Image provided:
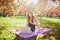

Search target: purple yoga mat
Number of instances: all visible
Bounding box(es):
[9,26,52,38]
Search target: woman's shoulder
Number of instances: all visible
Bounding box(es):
[33,15,37,19]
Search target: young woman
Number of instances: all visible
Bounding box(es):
[26,12,39,32]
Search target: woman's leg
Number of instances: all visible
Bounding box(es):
[31,26,35,32]
[28,23,35,32]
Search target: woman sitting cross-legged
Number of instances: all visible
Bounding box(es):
[26,12,40,34]
[9,11,52,38]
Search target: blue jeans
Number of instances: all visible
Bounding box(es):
[28,23,35,32]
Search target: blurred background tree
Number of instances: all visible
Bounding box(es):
[0,0,60,17]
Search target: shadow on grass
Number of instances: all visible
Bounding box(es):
[14,35,37,40]
[55,25,60,40]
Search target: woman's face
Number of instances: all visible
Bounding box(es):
[28,13,33,17]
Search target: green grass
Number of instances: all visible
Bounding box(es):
[0,16,60,40]
[38,17,60,40]
[0,16,26,40]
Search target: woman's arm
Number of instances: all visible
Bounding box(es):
[33,16,40,27]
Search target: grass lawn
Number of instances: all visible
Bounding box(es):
[0,16,26,40]
[0,16,60,40]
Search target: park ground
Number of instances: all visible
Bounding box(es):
[0,16,60,40]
